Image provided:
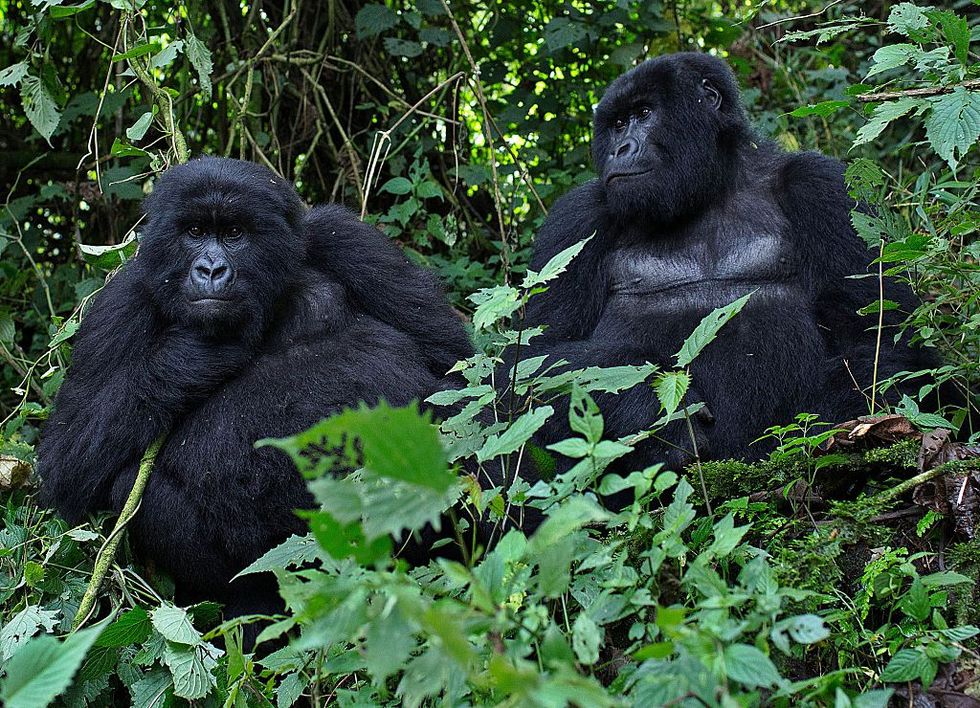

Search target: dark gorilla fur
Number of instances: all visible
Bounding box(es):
[517,53,938,501]
[39,157,473,625]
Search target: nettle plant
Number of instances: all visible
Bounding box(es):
[146,244,877,706]
[789,1,979,437]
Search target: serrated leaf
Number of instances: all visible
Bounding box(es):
[185,34,213,97]
[723,643,782,689]
[785,614,830,644]
[571,614,601,665]
[384,38,423,57]
[95,607,152,648]
[790,100,849,118]
[234,533,322,579]
[0,623,104,708]
[0,606,59,662]
[866,44,916,78]
[881,648,933,683]
[112,42,162,62]
[544,17,586,51]
[655,370,690,419]
[20,75,61,143]
[477,406,553,462]
[355,4,399,38]
[0,312,15,348]
[853,97,920,146]
[150,604,201,646]
[675,292,752,368]
[469,284,521,331]
[150,40,183,69]
[162,642,218,700]
[925,87,980,170]
[522,235,593,289]
[0,62,28,87]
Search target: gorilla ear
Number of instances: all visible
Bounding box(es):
[702,79,722,110]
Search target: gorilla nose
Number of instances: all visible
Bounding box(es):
[613,137,640,160]
[191,255,232,293]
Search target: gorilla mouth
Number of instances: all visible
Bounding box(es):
[189,296,234,304]
[606,167,655,184]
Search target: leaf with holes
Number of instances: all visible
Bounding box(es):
[925,87,980,170]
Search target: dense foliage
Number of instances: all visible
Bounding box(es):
[0,0,978,705]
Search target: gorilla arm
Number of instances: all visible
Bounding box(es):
[38,269,250,522]
[774,152,935,405]
[306,205,473,375]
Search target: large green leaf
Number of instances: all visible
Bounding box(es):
[925,87,980,169]
[20,74,61,143]
[0,623,105,708]
[674,292,752,368]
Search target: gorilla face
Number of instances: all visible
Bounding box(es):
[136,158,306,339]
[591,53,749,225]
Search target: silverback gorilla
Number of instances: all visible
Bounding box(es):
[39,157,472,626]
[519,53,936,484]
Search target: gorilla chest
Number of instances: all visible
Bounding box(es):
[606,226,800,316]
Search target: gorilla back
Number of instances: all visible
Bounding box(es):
[520,53,938,480]
[38,157,472,620]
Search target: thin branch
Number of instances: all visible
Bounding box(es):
[73,436,166,631]
[857,79,980,103]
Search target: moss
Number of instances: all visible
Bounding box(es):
[946,540,980,627]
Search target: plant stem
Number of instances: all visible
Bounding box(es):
[72,435,165,631]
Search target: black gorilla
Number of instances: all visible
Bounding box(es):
[39,157,472,621]
[518,53,935,483]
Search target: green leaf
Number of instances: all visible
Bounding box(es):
[126,111,154,141]
[384,38,423,57]
[544,17,586,51]
[0,623,105,708]
[0,62,28,87]
[571,614,601,665]
[929,10,970,64]
[723,643,782,689]
[0,312,15,348]
[477,405,553,462]
[866,44,917,78]
[887,3,929,37]
[234,533,322,578]
[522,235,593,289]
[151,40,184,70]
[355,4,399,38]
[95,607,152,648]
[925,87,980,170]
[469,284,521,331]
[112,42,162,62]
[162,642,219,700]
[674,292,752,368]
[150,604,201,646]
[129,669,173,708]
[185,34,213,98]
[881,648,933,683]
[655,370,690,419]
[49,321,79,348]
[78,233,138,269]
[853,97,920,146]
[939,625,980,642]
[303,509,392,564]
[0,607,59,662]
[264,401,455,491]
[789,100,849,118]
[48,1,96,18]
[381,176,413,195]
[20,75,61,143]
[784,614,830,644]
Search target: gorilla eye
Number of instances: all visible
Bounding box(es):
[187,225,203,238]
[614,118,627,132]
[638,107,652,119]
[225,227,244,242]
